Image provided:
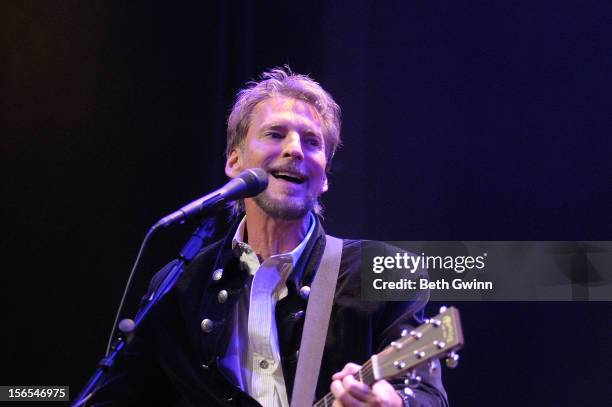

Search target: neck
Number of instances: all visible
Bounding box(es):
[243,201,310,261]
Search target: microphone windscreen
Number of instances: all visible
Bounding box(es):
[238,168,268,196]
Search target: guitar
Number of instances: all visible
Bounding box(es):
[313,306,464,406]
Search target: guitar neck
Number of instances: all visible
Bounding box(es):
[313,359,375,407]
[312,306,464,407]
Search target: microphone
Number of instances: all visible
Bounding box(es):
[154,168,268,229]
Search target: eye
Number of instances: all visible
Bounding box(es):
[266,131,283,139]
[304,134,322,147]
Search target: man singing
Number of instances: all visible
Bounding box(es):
[88,67,448,406]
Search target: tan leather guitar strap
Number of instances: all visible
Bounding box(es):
[291,235,343,407]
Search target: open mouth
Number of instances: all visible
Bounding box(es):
[270,170,306,184]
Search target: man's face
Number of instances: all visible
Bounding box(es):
[225,96,328,220]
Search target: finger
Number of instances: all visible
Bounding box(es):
[343,374,371,401]
[372,380,403,406]
[330,380,345,404]
[332,363,361,380]
[330,379,363,407]
[332,362,362,380]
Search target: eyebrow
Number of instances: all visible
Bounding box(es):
[262,123,322,138]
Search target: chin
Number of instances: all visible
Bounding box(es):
[254,193,315,220]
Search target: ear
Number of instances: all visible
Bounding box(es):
[225,148,243,178]
[321,175,329,193]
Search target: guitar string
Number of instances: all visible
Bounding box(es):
[315,321,449,406]
[315,355,448,406]
[315,360,374,407]
[315,335,424,406]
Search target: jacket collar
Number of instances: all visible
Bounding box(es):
[213,212,327,292]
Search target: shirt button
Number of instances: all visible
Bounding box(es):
[259,360,269,369]
[200,318,214,333]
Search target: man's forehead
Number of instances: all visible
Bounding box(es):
[251,96,323,128]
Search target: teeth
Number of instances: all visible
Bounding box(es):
[271,171,305,183]
[272,171,303,179]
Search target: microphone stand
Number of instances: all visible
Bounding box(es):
[72,216,216,406]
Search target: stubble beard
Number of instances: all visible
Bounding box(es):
[254,190,317,220]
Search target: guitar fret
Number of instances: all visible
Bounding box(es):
[312,307,463,407]
[360,360,375,385]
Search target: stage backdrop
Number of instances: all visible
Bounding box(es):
[2,2,611,406]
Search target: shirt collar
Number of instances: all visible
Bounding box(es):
[231,212,316,267]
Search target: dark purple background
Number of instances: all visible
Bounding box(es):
[2,2,611,405]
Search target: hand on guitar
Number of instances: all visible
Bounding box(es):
[330,363,403,407]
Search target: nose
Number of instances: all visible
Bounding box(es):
[281,132,304,160]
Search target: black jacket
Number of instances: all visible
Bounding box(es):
[89,217,448,406]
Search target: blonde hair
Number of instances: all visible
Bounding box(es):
[226,66,342,216]
[226,66,341,167]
